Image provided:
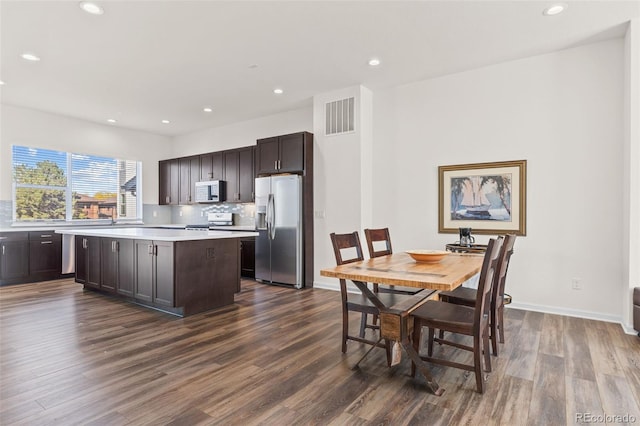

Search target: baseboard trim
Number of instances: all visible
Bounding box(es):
[315,280,638,336]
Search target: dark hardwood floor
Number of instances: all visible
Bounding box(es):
[1,278,639,425]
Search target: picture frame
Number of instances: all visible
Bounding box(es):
[438,160,527,236]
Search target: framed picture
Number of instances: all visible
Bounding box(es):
[439,160,527,236]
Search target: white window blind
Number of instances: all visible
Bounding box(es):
[12,145,142,223]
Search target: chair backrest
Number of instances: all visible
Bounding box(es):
[473,237,503,332]
[330,232,365,266]
[494,234,516,302]
[363,228,393,258]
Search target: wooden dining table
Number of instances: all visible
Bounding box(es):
[320,251,484,395]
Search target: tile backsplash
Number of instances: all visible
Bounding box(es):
[171,203,256,226]
[0,199,255,227]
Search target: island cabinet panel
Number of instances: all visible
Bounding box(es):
[28,232,62,276]
[153,241,175,307]
[76,235,101,289]
[200,152,224,181]
[174,238,239,314]
[133,239,174,307]
[133,240,155,303]
[116,239,134,297]
[256,132,306,175]
[101,238,133,295]
[0,232,29,283]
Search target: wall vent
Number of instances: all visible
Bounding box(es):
[325,97,355,136]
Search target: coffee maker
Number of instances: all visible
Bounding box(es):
[459,227,475,246]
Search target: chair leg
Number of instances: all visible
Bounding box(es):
[342,309,348,353]
[490,308,499,356]
[498,305,505,343]
[483,327,492,373]
[427,327,435,357]
[411,318,421,377]
[359,313,367,338]
[473,334,485,393]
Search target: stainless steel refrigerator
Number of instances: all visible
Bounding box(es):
[254,175,303,288]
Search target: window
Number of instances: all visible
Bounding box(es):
[12,145,142,223]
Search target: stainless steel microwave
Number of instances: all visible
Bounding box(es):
[195,180,226,203]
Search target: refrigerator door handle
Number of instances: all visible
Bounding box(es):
[268,193,276,240]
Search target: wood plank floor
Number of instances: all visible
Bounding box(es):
[1,278,639,425]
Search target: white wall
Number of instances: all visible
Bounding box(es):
[312,86,372,290]
[170,106,313,157]
[0,105,172,204]
[369,39,625,320]
[622,18,640,331]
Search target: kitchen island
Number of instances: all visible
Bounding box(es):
[56,228,258,316]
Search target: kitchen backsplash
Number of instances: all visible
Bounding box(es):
[0,199,254,227]
[171,203,256,226]
[0,200,12,228]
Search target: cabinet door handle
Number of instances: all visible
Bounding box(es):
[2,245,4,255]
[166,196,170,203]
[274,160,278,170]
[278,160,281,170]
[83,238,87,249]
[40,234,52,238]
[41,241,53,245]
[148,244,154,255]
[111,241,116,252]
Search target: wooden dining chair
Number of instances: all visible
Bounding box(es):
[410,237,502,393]
[330,231,414,366]
[438,234,516,356]
[363,228,427,296]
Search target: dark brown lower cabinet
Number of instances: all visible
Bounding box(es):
[101,239,134,296]
[75,235,239,316]
[133,239,174,307]
[1,231,62,286]
[76,236,101,290]
[0,235,29,282]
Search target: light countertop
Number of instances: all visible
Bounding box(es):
[55,227,258,242]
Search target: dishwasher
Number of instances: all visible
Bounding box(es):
[62,233,75,274]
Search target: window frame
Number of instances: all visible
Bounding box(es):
[11,145,143,225]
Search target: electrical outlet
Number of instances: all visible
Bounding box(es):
[571,278,582,290]
[152,211,157,217]
[179,210,183,217]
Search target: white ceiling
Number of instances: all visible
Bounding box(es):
[1,1,638,137]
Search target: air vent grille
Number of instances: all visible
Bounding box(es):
[325,97,355,135]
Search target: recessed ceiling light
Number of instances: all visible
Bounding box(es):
[21,53,41,62]
[79,1,104,15]
[368,58,381,66]
[273,88,283,95]
[203,107,213,113]
[107,119,117,123]
[161,120,170,124]
[543,3,566,16]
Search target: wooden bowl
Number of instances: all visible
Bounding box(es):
[406,249,449,263]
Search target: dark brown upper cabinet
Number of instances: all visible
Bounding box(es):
[224,146,255,203]
[159,159,179,205]
[200,151,224,181]
[256,132,306,175]
[179,156,200,205]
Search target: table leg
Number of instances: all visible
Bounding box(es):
[352,281,444,395]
